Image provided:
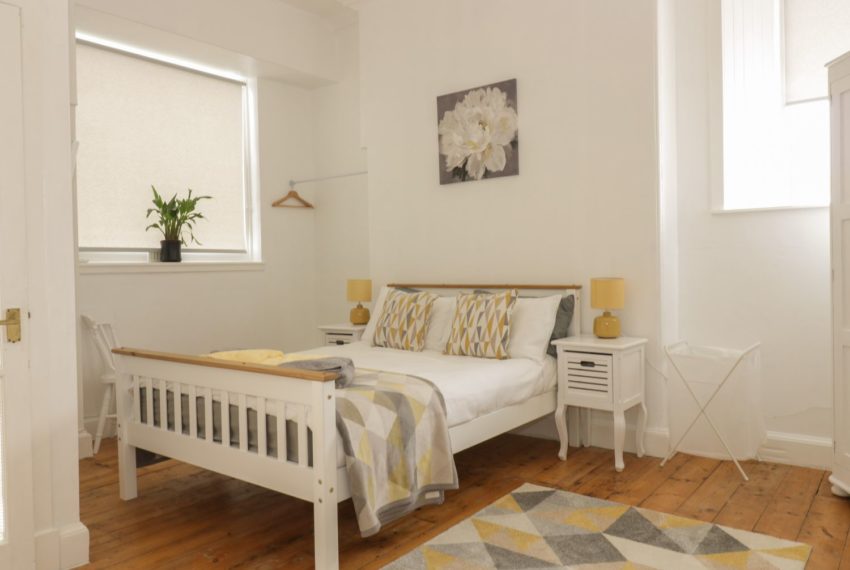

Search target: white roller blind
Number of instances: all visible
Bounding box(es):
[784,0,850,103]
[76,43,247,250]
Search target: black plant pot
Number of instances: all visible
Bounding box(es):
[160,240,182,262]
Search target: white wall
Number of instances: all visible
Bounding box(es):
[358,0,667,442]
[75,0,340,84]
[78,79,323,436]
[669,0,832,466]
[312,23,371,326]
[73,0,355,441]
[74,0,833,471]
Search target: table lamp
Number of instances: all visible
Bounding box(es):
[347,279,372,325]
[591,277,624,339]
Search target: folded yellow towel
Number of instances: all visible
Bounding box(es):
[207,349,329,367]
[207,349,286,366]
[280,353,329,364]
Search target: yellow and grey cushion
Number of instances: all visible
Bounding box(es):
[444,290,518,359]
[372,289,439,351]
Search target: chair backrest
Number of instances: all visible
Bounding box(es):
[81,314,119,373]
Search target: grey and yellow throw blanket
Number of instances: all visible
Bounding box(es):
[336,370,458,537]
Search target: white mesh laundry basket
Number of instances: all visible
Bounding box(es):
[665,342,764,474]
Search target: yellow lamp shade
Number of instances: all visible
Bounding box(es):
[346,279,372,302]
[591,278,625,310]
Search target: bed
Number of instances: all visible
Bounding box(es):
[112,284,581,569]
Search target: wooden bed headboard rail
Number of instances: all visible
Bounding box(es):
[112,347,339,382]
[387,283,582,290]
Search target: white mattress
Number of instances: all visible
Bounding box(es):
[298,341,557,428]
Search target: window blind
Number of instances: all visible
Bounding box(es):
[75,43,248,251]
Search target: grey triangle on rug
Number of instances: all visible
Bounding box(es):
[382,482,811,569]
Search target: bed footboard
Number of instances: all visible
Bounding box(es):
[112,348,341,569]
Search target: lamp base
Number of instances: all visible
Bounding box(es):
[350,304,370,325]
[593,311,621,339]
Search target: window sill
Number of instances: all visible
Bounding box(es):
[77,261,265,275]
[711,204,829,215]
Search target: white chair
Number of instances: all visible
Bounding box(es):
[82,315,119,455]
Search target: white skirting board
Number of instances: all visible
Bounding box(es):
[757,431,832,469]
[34,522,89,570]
[513,410,670,459]
[91,409,831,468]
[515,412,832,469]
[78,428,93,460]
[60,522,90,569]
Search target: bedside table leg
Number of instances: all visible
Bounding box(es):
[613,409,626,472]
[636,401,647,458]
[555,404,568,460]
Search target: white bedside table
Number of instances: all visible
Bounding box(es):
[551,335,648,472]
[318,323,366,346]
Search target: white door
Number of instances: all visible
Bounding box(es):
[831,55,850,494]
[0,1,35,567]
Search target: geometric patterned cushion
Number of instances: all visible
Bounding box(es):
[372,289,438,351]
[444,290,517,359]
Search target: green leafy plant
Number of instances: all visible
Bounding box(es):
[145,186,211,245]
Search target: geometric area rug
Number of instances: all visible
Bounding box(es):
[383,483,811,569]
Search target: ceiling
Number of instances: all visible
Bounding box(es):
[274,0,357,26]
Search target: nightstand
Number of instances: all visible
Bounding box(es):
[318,323,366,346]
[551,335,648,472]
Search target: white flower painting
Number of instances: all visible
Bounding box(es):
[437,79,519,184]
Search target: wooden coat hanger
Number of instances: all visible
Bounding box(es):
[271,171,367,209]
[271,182,315,209]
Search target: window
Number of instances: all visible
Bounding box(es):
[75,41,257,260]
[718,0,850,211]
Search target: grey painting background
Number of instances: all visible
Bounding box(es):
[436,78,519,185]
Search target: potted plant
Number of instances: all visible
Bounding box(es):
[145,186,211,262]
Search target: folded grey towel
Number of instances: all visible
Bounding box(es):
[280,357,355,388]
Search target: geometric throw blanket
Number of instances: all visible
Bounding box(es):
[336,370,458,537]
[385,483,811,569]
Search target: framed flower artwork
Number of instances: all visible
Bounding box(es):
[436,79,518,185]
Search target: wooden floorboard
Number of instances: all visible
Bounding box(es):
[79,436,846,568]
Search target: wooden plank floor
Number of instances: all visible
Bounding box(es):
[80,435,850,569]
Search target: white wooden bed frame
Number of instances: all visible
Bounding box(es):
[113,284,581,569]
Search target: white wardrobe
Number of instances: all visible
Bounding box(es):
[830,51,850,497]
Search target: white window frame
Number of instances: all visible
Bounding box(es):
[74,36,262,266]
[714,0,830,213]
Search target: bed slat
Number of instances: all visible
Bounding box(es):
[188,384,198,439]
[257,397,267,457]
[158,378,167,430]
[221,390,230,447]
[174,382,182,434]
[238,394,248,452]
[204,388,213,442]
[297,405,308,467]
[132,375,141,424]
[277,403,286,462]
[144,377,153,427]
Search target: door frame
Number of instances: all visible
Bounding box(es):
[1,0,90,567]
[0,1,35,566]
[829,55,850,496]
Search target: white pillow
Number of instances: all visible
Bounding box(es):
[362,285,391,345]
[508,295,561,363]
[424,296,456,351]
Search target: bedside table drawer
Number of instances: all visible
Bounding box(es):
[325,332,356,346]
[561,352,612,399]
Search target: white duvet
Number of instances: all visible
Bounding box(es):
[298,341,557,428]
